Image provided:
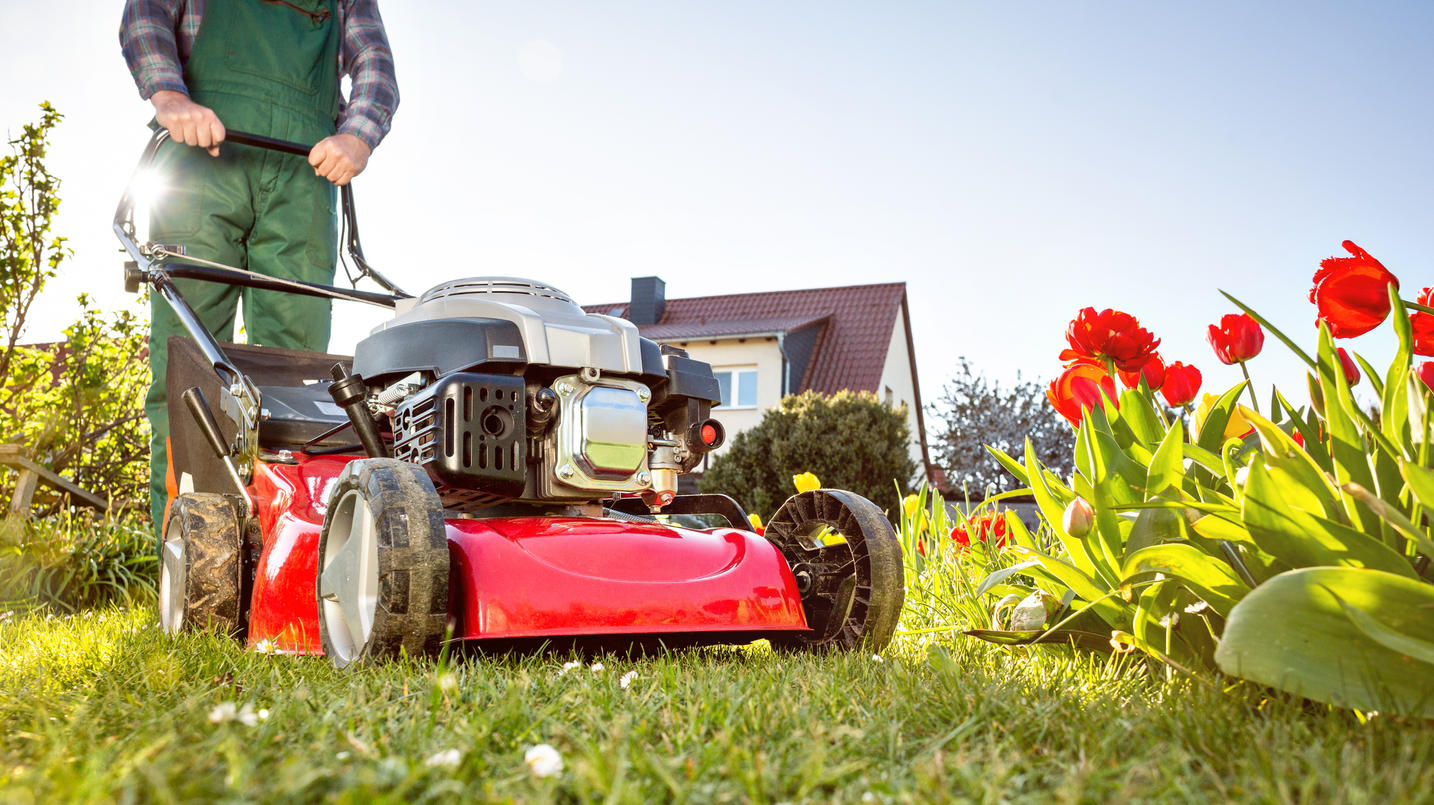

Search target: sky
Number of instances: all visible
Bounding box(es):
[2,1,1432,418]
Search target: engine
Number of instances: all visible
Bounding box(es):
[346,278,724,511]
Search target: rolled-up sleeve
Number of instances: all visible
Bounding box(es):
[339,0,400,150]
[119,0,188,99]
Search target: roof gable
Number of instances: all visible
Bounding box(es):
[585,282,906,395]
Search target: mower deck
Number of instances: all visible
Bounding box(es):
[244,455,808,653]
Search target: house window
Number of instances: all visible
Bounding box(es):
[715,368,758,409]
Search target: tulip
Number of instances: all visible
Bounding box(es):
[1118,354,1166,391]
[1336,347,1360,387]
[1418,361,1434,392]
[1411,287,1434,357]
[1160,362,1202,407]
[1191,394,1255,440]
[792,472,821,493]
[747,513,765,536]
[1047,362,1118,426]
[1060,307,1161,372]
[1207,313,1264,365]
[1062,498,1095,537]
[1309,240,1399,338]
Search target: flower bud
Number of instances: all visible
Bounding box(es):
[1062,497,1095,537]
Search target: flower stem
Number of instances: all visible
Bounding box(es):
[1404,299,1434,316]
[1239,362,1260,415]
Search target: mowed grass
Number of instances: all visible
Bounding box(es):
[2,611,1433,802]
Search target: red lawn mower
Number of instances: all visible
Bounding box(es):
[115,130,903,667]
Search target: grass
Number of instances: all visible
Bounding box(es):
[2,609,1433,802]
[0,513,155,614]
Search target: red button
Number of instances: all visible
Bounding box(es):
[701,423,718,445]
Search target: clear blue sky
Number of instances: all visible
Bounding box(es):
[2,1,1431,411]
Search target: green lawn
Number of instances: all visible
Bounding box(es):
[2,609,1432,802]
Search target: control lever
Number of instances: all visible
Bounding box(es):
[182,386,253,516]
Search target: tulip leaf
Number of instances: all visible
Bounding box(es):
[1316,325,1377,528]
[1010,544,1128,627]
[962,628,1114,652]
[1352,350,1385,399]
[1125,505,1181,559]
[974,561,1042,598]
[1215,567,1434,717]
[1384,282,1415,455]
[1243,406,1339,516]
[1121,543,1250,617]
[1024,438,1099,579]
[1241,462,1416,577]
[1196,382,1248,455]
[1322,584,1434,665]
[1274,389,1331,472]
[1118,387,1164,447]
[1399,459,1434,520]
[1221,291,1317,370]
[1146,420,1184,497]
[1132,580,1178,655]
[1181,442,1226,477]
[986,446,1030,489]
[1341,480,1434,560]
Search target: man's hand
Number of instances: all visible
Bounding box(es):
[151,90,225,157]
[308,134,371,186]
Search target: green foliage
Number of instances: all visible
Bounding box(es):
[0,514,155,613]
[5,610,1434,801]
[0,103,149,511]
[964,278,1434,715]
[927,358,1073,496]
[700,390,917,517]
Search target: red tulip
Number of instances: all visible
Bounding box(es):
[1410,287,1434,357]
[1118,354,1166,391]
[1060,307,1161,372]
[1047,362,1118,426]
[1336,347,1360,386]
[950,512,1009,551]
[1206,313,1264,365]
[1160,362,1202,407]
[1292,429,1305,448]
[1309,240,1399,338]
[1417,361,1434,392]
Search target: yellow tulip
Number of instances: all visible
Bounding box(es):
[1192,394,1254,441]
[747,513,764,531]
[902,494,921,518]
[792,472,821,493]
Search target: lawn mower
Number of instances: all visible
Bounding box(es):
[114,129,904,667]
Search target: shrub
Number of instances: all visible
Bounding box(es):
[0,513,156,613]
[699,390,917,517]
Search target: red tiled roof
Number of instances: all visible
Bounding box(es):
[585,282,905,395]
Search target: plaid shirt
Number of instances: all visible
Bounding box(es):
[119,0,399,149]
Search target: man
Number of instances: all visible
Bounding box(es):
[120,0,399,535]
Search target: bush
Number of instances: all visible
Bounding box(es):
[699,390,917,517]
[927,358,1073,497]
[0,513,156,613]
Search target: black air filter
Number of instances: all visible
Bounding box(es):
[392,373,527,507]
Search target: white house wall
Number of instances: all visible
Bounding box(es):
[875,307,925,476]
[664,336,785,459]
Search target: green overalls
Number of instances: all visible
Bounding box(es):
[146,0,341,534]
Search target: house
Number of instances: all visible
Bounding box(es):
[584,277,934,483]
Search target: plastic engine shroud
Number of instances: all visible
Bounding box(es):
[243,455,808,653]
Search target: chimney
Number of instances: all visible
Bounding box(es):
[628,276,666,325]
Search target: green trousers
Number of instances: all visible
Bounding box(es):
[146,124,337,534]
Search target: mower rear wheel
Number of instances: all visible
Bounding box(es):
[317,459,450,669]
[160,493,246,637]
[764,489,904,653]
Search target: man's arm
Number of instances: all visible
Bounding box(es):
[309,0,399,186]
[119,0,225,156]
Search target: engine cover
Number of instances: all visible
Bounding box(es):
[537,373,652,499]
[392,373,527,508]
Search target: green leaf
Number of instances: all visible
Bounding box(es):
[1125,505,1182,559]
[1317,324,1377,528]
[962,628,1114,652]
[1243,407,1339,514]
[1353,351,1385,399]
[1241,462,1416,577]
[1216,567,1434,717]
[1025,438,1099,578]
[1273,389,1331,472]
[1009,543,1128,627]
[1343,480,1434,560]
[1118,387,1164,447]
[1384,282,1415,454]
[1181,442,1227,477]
[1121,543,1250,617]
[974,561,1041,598]
[986,446,1030,488]
[1323,585,1434,665]
[1196,381,1249,455]
[1146,420,1184,497]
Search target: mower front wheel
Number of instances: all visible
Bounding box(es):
[316,459,451,669]
[765,488,905,653]
[160,493,246,637]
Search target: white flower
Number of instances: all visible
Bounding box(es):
[558,660,581,676]
[336,751,351,761]
[862,793,878,803]
[425,748,462,768]
[208,702,237,724]
[590,662,605,673]
[524,744,564,778]
[870,654,884,663]
[619,671,637,689]
[236,704,263,727]
[253,638,278,655]
[436,672,458,692]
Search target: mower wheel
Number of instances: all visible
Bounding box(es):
[317,459,450,669]
[764,489,905,653]
[160,493,246,637]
